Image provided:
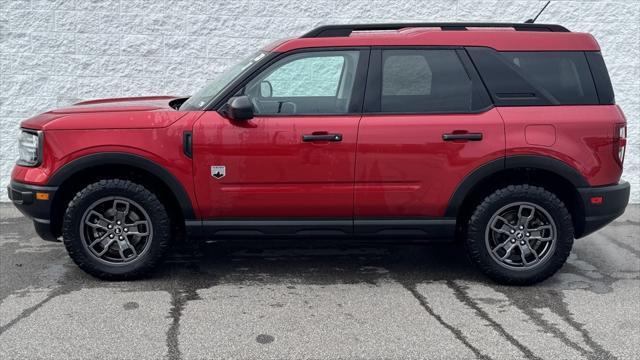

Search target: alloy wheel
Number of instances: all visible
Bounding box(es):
[79,196,153,265]
[485,201,557,270]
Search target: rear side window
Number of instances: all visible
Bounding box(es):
[378,49,488,113]
[383,54,432,96]
[467,47,600,106]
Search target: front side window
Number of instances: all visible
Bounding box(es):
[380,49,476,113]
[242,50,361,115]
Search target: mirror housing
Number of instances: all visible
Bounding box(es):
[223,95,254,121]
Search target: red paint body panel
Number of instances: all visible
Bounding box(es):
[498,105,625,186]
[11,166,49,185]
[14,102,623,221]
[192,112,359,218]
[13,111,203,217]
[269,30,600,52]
[21,96,183,130]
[355,109,506,217]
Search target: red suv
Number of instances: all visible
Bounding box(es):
[9,23,630,284]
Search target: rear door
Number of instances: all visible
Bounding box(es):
[355,48,505,233]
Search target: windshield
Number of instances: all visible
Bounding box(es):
[179,51,267,111]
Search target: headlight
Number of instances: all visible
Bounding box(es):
[17,130,42,167]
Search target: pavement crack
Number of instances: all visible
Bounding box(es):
[474,282,617,360]
[610,219,640,227]
[599,233,640,259]
[164,262,205,360]
[0,286,70,335]
[512,294,596,359]
[400,282,492,360]
[533,291,616,360]
[446,281,541,360]
[166,286,186,360]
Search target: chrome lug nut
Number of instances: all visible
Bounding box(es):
[116,221,121,225]
[511,239,516,243]
[108,224,113,229]
[510,229,515,234]
[119,236,124,240]
[124,228,128,232]
[109,234,114,238]
[519,226,524,230]
[520,240,525,245]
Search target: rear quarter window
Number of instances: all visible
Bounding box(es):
[467,48,602,106]
[500,51,598,105]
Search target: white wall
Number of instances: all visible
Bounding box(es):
[1,0,638,202]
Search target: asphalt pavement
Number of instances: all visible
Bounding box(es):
[1,204,638,360]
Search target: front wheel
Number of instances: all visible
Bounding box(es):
[466,185,574,285]
[62,179,171,280]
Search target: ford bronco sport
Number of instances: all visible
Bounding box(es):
[9,23,630,284]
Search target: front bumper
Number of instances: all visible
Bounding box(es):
[577,181,630,238]
[7,181,59,241]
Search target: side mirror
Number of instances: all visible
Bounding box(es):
[223,95,254,121]
[259,81,273,98]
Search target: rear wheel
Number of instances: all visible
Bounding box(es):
[62,179,171,280]
[466,185,574,285]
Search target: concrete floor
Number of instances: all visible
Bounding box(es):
[0,204,638,360]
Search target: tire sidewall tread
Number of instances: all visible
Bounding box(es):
[466,184,574,285]
[62,179,171,280]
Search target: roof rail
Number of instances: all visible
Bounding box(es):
[301,23,570,38]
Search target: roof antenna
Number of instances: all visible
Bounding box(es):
[525,1,551,23]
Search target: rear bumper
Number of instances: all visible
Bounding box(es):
[7,181,59,241]
[577,181,630,238]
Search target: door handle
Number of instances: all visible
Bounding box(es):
[442,132,483,141]
[302,133,343,142]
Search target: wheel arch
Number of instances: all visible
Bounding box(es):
[447,155,588,237]
[48,152,195,238]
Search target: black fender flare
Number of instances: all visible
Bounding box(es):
[445,155,589,217]
[48,152,195,219]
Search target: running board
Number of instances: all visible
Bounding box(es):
[185,218,456,240]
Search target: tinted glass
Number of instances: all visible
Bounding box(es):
[467,47,550,106]
[380,50,475,113]
[383,54,432,96]
[585,51,615,104]
[243,51,360,115]
[500,51,598,105]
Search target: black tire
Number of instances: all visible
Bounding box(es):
[62,179,171,280]
[466,184,574,285]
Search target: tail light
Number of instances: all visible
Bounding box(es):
[614,123,627,166]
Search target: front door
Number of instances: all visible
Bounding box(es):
[193,49,369,234]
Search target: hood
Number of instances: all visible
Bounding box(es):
[51,96,178,114]
[21,96,191,130]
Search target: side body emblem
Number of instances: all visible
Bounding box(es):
[211,165,225,179]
